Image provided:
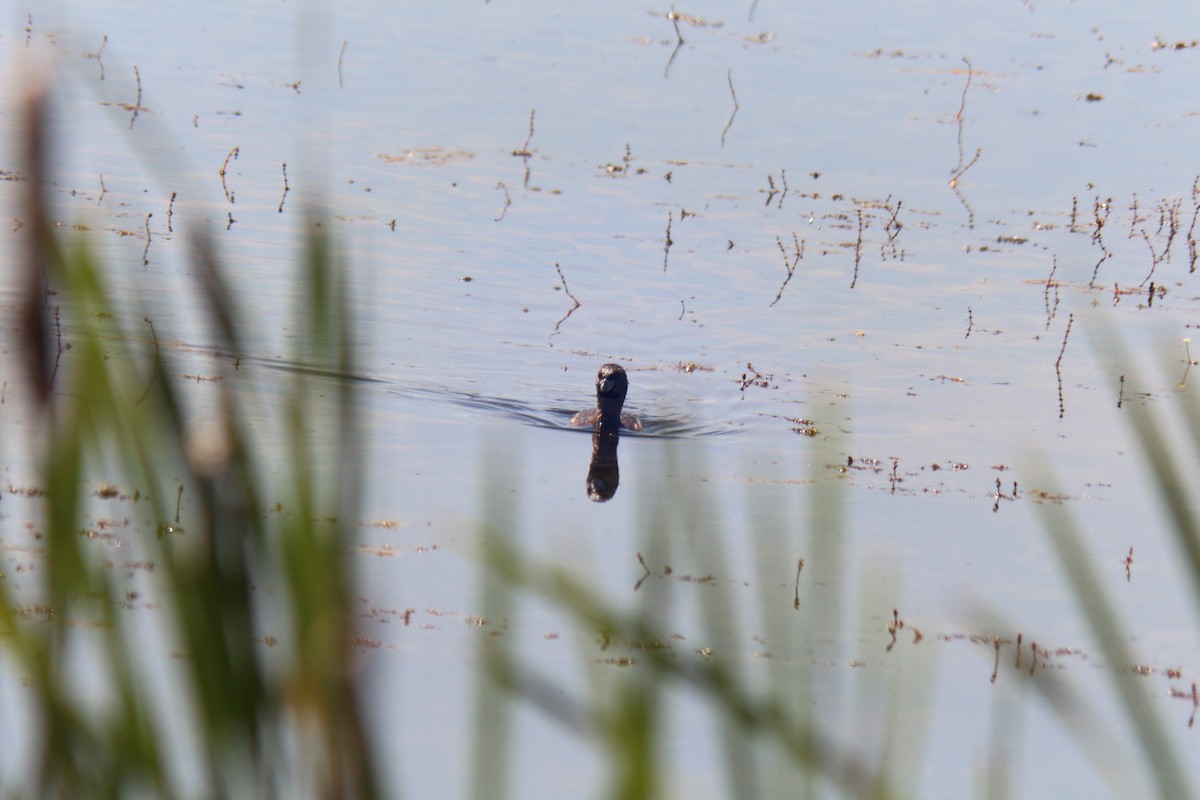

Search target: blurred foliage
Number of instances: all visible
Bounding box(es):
[1,89,376,799]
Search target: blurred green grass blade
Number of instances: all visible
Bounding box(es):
[1031,470,1191,799]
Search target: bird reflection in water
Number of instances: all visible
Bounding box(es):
[569,363,642,502]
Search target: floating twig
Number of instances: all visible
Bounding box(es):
[97,174,107,206]
[166,191,176,232]
[1056,313,1074,419]
[277,162,289,213]
[792,558,804,611]
[1125,547,1134,582]
[1117,373,1125,409]
[220,146,239,204]
[769,231,803,307]
[965,306,973,339]
[721,68,739,147]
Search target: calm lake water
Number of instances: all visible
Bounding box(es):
[4,0,1200,796]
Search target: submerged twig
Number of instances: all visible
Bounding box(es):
[338,40,348,88]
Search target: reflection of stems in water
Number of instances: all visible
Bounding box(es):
[664,11,685,78]
[1044,254,1060,329]
[990,636,1001,684]
[512,108,535,157]
[550,262,581,341]
[166,190,175,231]
[965,306,973,339]
[1188,176,1200,273]
[86,34,108,80]
[949,58,978,228]
[1056,313,1074,419]
[338,39,348,88]
[50,306,62,392]
[1139,228,1163,286]
[769,231,802,307]
[850,208,864,288]
[98,173,108,206]
[512,109,535,188]
[129,65,142,129]
[277,162,289,213]
[1117,374,1125,409]
[141,212,152,266]
[881,198,903,259]
[663,211,673,272]
[494,181,511,222]
[760,169,787,209]
[1179,338,1194,388]
[137,316,160,404]
[792,558,803,611]
[220,146,239,204]
[721,68,739,147]
[950,57,973,177]
[635,552,652,591]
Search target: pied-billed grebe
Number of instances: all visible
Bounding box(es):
[569,363,643,432]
